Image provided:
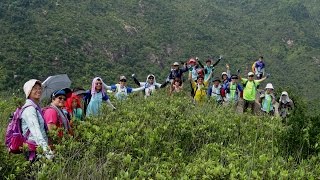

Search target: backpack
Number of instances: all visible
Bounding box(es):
[5,104,35,153]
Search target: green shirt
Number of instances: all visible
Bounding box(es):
[241,78,260,101]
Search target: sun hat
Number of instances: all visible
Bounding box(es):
[23,79,42,98]
[172,62,180,66]
[265,83,274,89]
[248,72,254,76]
[119,76,127,80]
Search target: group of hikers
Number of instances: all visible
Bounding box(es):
[5,56,295,161]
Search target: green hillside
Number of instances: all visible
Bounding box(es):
[0,0,320,110]
[1,91,320,179]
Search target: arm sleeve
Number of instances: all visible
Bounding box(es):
[182,66,189,73]
[238,84,243,91]
[130,86,145,93]
[212,58,221,67]
[155,83,162,88]
[110,85,117,91]
[227,69,231,78]
[191,81,196,89]
[198,61,205,68]
[208,87,212,96]
[133,77,141,87]
[23,107,49,151]
[168,71,173,80]
[241,78,248,84]
[103,83,112,90]
[160,81,169,88]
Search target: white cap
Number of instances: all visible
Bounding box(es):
[23,79,42,98]
[173,62,179,66]
[221,72,227,76]
[248,72,254,76]
[281,91,288,96]
[265,83,274,89]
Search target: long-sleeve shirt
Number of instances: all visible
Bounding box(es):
[21,99,49,152]
[105,84,144,100]
[167,66,189,81]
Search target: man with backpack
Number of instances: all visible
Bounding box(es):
[239,71,269,114]
[5,79,54,161]
[225,75,243,104]
[165,61,189,84]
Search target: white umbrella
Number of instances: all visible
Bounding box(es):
[41,74,72,100]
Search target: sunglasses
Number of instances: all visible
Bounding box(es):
[148,77,154,79]
[95,82,102,85]
[58,96,66,101]
[249,75,254,77]
[120,79,127,82]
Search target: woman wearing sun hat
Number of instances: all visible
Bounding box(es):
[259,83,276,115]
[21,79,54,161]
[278,91,294,118]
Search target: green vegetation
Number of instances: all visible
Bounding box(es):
[1,0,320,178]
[0,0,319,111]
[1,91,320,179]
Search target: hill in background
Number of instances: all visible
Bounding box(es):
[0,0,319,110]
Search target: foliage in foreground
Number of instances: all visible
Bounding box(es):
[0,91,320,179]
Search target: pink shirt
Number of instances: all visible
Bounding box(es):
[43,108,63,137]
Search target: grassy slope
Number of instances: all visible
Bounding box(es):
[1,90,320,178]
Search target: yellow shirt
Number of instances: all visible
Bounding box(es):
[191,81,209,103]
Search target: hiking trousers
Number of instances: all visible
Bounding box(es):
[243,100,255,114]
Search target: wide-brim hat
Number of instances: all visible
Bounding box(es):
[23,79,42,98]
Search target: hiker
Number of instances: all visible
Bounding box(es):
[259,83,276,115]
[21,79,53,161]
[204,56,222,82]
[132,74,165,98]
[170,77,183,95]
[165,62,189,84]
[253,56,265,79]
[189,57,205,81]
[65,93,83,121]
[105,76,145,100]
[221,64,231,88]
[84,77,116,117]
[278,91,294,118]
[190,71,213,104]
[43,89,73,140]
[208,77,226,105]
[239,71,269,114]
[225,75,243,104]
